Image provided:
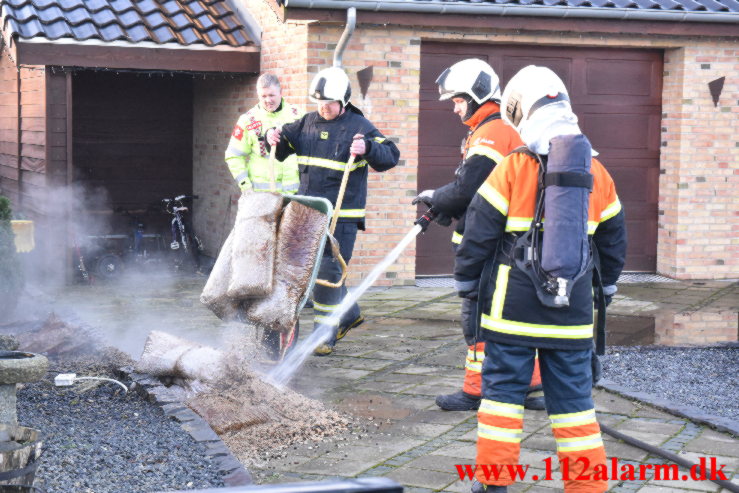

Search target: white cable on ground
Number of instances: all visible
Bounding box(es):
[74,376,128,394]
[55,373,128,394]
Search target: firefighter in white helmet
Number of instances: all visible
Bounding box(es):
[412,58,545,412]
[455,65,627,493]
[266,66,400,356]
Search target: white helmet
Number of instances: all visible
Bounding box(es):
[436,58,501,104]
[501,65,571,131]
[309,67,351,106]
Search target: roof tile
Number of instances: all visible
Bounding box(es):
[1,0,254,48]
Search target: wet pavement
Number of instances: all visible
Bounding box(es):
[24,274,739,492]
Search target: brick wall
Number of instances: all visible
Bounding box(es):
[660,46,738,280]
[306,25,420,287]
[193,0,311,256]
[196,2,737,283]
[302,23,737,283]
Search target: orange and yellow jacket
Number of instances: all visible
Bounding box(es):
[431,102,522,245]
[454,149,627,350]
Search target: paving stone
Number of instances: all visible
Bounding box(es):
[522,433,557,452]
[384,465,457,490]
[403,383,459,396]
[383,422,454,438]
[404,454,468,473]
[430,442,477,460]
[673,451,739,474]
[323,445,405,463]
[378,373,433,384]
[366,349,417,361]
[646,476,721,491]
[405,409,476,426]
[596,392,641,415]
[355,380,416,393]
[636,486,714,492]
[615,418,686,438]
[683,435,739,458]
[519,449,557,468]
[394,365,448,374]
[601,439,651,462]
[292,457,370,476]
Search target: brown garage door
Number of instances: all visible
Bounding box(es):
[417,42,662,275]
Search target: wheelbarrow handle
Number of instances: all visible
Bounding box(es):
[315,234,348,289]
[329,154,355,235]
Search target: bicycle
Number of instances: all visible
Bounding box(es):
[162,195,203,273]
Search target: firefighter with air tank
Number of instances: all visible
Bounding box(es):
[455,65,627,493]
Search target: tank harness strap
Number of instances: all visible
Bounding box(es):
[543,172,593,190]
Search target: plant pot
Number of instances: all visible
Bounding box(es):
[0,425,42,487]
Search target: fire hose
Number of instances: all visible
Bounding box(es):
[598,422,739,492]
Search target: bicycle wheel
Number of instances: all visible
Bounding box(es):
[95,253,124,280]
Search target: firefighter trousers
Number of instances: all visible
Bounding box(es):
[476,342,607,492]
[312,222,361,345]
[460,298,541,397]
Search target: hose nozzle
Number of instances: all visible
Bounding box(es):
[414,208,438,233]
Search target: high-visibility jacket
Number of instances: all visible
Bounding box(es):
[431,102,523,245]
[273,103,399,229]
[225,100,303,193]
[455,149,627,350]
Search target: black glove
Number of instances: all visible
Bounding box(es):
[456,279,479,300]
[594,288,614,307]
[591,350,602,385]
[435,212,452,227]
[412,189,434,207]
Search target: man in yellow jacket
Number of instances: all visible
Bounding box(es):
[225,73,302,193]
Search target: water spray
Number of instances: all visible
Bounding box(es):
[267,209,438,387]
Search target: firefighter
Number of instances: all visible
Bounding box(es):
[225,73,302,194]
[413,59,544,412]
[266,67,400,356]
[455,66,627,493]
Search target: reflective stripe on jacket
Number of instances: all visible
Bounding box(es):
[225,100,303,193]
[431,102,523,245]
[454,150,627,350]
[273,103,399,229]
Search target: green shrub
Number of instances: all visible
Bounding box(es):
[0,195,23,321]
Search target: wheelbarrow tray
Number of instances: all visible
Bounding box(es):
[281,194,333,316]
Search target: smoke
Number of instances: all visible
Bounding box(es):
[6,183,237,360]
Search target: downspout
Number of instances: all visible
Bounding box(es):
[285,0,739,24]
[333,7,356,68]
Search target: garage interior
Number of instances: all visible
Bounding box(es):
[69,71,195,278]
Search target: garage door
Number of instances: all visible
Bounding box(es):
[417,42,662,275]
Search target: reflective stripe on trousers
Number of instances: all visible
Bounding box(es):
[477,342,607,492]
[313,223,361,342]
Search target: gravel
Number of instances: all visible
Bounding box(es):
[600,344,739,422]
[17,357,225,493]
